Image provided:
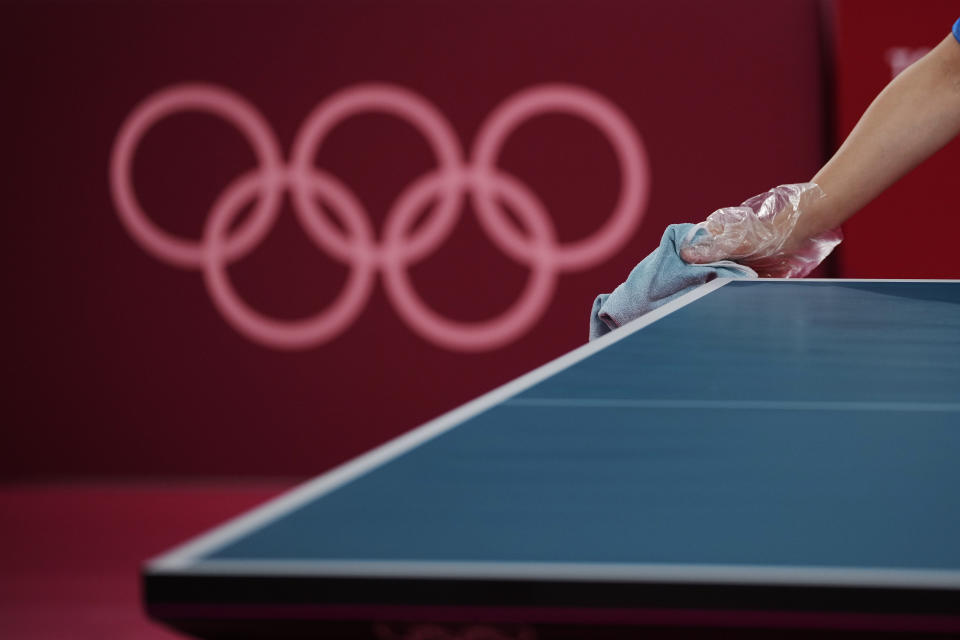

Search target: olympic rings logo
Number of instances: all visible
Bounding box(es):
[110,83,650,352]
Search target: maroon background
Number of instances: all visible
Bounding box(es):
[831,0,960,277]
[2,0,827,478]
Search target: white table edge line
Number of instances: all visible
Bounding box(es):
[146,559,960,589]
[504,399,960,412]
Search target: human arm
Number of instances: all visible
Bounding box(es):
[681,29,960,275]
[800,31,960,239]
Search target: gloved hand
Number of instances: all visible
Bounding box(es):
[678,183,843,278]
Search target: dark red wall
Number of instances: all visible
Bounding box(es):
[2,0,826,477]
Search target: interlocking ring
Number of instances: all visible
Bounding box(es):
[110,82,651,352]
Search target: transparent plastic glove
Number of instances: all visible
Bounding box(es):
[678,183,843,278]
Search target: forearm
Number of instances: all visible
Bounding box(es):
[799,33,960,238]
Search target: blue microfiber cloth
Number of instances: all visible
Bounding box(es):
[589,223,757,340]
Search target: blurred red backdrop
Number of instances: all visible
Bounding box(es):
[3,0,829,478]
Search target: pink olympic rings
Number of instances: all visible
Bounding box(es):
[109,82,651,352]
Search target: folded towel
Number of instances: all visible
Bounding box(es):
[589,223,757,340]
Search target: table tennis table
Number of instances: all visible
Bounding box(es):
[145,279,960,638]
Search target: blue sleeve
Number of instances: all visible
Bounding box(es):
[954,18,960,43]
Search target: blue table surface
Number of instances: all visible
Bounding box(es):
[205,281,960,572]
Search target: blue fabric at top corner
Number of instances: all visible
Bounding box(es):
[953,17,960,44]
[589,223,756,341]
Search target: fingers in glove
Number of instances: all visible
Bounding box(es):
[679,183,833,274]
